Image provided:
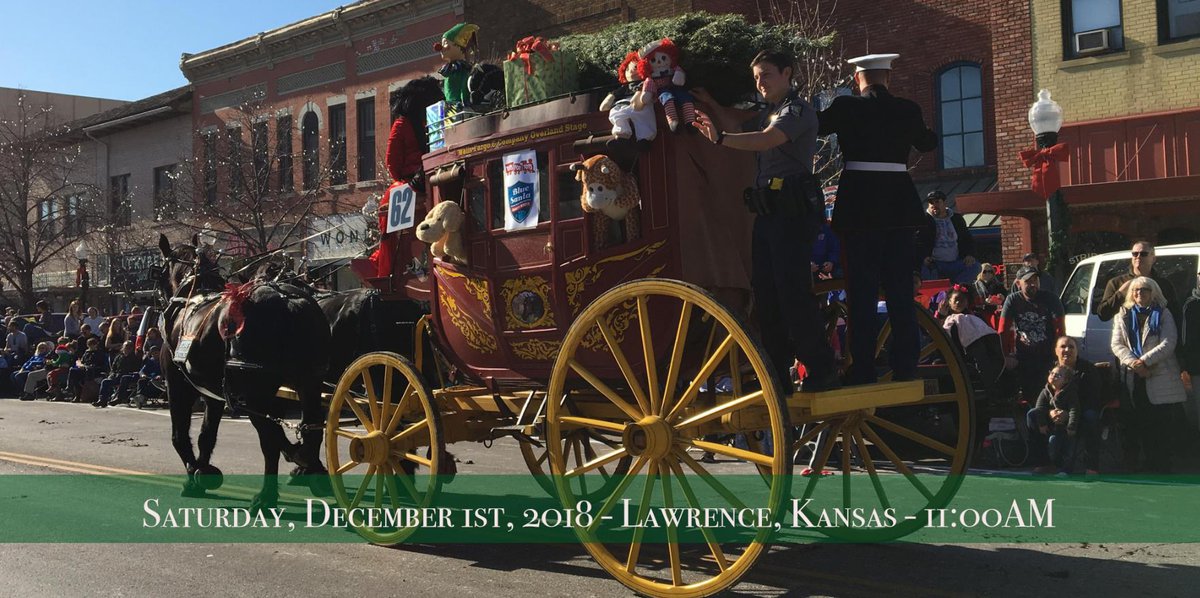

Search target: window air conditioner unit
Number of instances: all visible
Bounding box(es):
[1075,29,1111,55]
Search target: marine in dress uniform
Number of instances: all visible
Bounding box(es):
[817,53,938,385]
[694,50,839,392]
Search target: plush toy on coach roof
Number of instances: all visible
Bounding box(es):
[600,50,657,148]
[637,38,696,133]
[433,22,479,110]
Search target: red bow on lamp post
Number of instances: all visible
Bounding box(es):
[1020,142,1070,200]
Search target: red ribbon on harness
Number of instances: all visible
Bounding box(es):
[507,36,558,75]
[1019,142,1069,200]
[219,281,256,339]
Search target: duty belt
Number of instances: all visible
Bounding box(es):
[844,161,907,172]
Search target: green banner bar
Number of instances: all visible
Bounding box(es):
[1,474,1198,543]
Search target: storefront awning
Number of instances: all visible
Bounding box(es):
[957,174,1200,216]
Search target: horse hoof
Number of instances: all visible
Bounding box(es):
[288,465,333,497]
[195,464,224,490]
[181,480,207,498]
[250,492,279,514]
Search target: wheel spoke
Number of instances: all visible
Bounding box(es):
[688,438,774,468]
[860,422,935,501]
[587,456,648,535]
[390,418,430,445]
[852,428,891,510]
[384,387,415,434]
[674,390,763,431]
[568,359,643,421]
[342,394,374,432]
[595,317,652,417]
[381,461,401,510]
[636,296,662,417]
[334,428,359,440]
[335,459,362,475]
[666,334,735,422]
[661,300,693,417]
[560,415,625,434]
[362,370,381,426]
[401,452,433,467]
[799,424,839,501]
[666,460,728,572]
[564,447,629,478]
[793,420,832,454]
[675,448,749,511]
[349,464,377,510]
[865,414,957,457]
[374,465,385,510]
[660,466,682,586]
[380,367,395,437]
[728,345,744,397]
[391,458,423,503]
[625,461,658,574]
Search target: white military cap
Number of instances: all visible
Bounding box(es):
[847,53,900,72]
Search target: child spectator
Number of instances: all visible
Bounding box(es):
[1028,365,1081,474]
[45,338,76,401]
[130,348,164,406]
[67,337,109,402]
[941,288,1004,387]
[63,300,83,338]
[96,341,142,408]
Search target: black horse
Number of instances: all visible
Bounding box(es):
[157,234,332,511]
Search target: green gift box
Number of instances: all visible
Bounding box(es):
[503,48,579,108]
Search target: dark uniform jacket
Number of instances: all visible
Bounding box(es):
[1095,269,1179,323]
[817,84,937,232]
[1179,289,1200,375]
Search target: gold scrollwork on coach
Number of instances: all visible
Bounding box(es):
[564,240,665,315]
[435,266,491,313]
[581,299,639,352]
[438,281,497,354]
[509,338,562,361]
[501,276,555,330]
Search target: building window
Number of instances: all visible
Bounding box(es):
[110,174,131,227]
[62,195,84,236]
[203,132,218,206]
[227,126,243,201]
[276,114,293,192]
[938,64,985,169]
[37,200,57,235]
[1159,0,1200,42]
[1063,0,1124,58]
[356,97,376,182]
[328,103,347,185]
[154,164,177,219]
[252,121,269,196]
[302,111,319,190]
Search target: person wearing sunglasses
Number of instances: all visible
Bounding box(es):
[1111,277,1187,473]
[1097,241,1178,323]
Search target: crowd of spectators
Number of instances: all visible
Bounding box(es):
[1,300,164,406]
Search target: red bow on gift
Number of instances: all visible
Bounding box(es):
[1019,142,1070,199]
[507,36,559,75]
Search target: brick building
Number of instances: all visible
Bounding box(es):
[958,0,1200,267]
[179,0,463,289]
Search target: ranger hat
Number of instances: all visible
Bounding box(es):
[1015,267,1040,282]
[847,53,900,72]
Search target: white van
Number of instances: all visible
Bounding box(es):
[1060,242,1200,363]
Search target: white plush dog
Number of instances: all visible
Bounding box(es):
[415,201,467,265]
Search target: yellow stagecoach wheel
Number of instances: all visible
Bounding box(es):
[547,280,791,598]
[518,421,633,502]
[792,306,975,542]
[326,352,444,545]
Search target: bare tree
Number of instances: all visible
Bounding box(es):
[0,93,101,310]
[168,97,340,265]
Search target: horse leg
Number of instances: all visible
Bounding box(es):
[289,379,331,496]
[166,362,206,497]
[248,410,288,513]
[193,395,226,488]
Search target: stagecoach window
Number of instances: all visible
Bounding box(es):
[488,160,503,229]
[468,184,487,233]
[557,166,582,220]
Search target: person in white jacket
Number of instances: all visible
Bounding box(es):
[1111,276,1187,473]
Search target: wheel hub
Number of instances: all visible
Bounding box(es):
[623,415,672,461]
[348,430,391,466]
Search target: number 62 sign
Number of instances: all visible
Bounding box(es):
[385,182,417,233]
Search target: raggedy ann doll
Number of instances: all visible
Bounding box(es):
[600,50,657,145]
[636,38,695,133]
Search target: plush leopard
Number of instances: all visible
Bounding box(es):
[570,155,641,251]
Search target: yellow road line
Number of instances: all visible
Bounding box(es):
[0,451,153,475]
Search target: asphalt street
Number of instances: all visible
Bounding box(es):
[1,397,1197,597]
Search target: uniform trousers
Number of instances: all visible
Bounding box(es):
[752,212,834,390]
[842,228,919,384]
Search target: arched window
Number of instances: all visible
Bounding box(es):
[938,64,984,169]
[302,111,320,190]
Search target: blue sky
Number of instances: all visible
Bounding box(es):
[0,1,345,101]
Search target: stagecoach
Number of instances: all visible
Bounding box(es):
[327,93,975,596]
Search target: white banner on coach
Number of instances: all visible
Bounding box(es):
[502,150,540,231]
[385,182,418,234]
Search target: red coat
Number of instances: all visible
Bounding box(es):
[386,117,422,182]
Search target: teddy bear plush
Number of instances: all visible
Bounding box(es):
[416,201,467,265]
[600,50,657,145]
[570,155,641,251]
[637,38,695,133]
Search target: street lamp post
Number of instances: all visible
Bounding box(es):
[74,241,90,308]
[1028,89,1070,284]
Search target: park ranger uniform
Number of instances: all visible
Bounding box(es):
[817,54,938,385]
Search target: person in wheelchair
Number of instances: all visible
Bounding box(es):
[132,347,164,406]
[941,287,1004,389]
